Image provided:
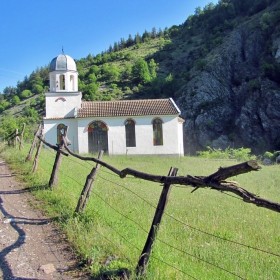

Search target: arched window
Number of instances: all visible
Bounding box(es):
[125,119,136,147]
[152,118,163,146]
[59,74,65,90]
[57,123,66,144]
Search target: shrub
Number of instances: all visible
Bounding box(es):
[197,147,256,161]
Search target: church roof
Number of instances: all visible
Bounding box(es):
[77,98,181,118]
[50,54,77,72]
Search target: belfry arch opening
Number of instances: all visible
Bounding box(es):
[59,74,65,90]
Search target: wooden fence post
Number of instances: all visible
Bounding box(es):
[48,126,71,189]
[49,146,64,189]
[31,134,43,173]
[136,166,178,277]
[19,123,26,150]
[15,129,18,148]
[75,150,104,213]
[26,123,42,161]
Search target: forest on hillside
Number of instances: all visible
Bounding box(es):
[1,0,280,154]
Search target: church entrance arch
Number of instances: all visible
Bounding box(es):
[87,121,108,154]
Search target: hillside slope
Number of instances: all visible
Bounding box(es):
[1,0,280,155]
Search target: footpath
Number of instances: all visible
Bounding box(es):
[0,160,89,280]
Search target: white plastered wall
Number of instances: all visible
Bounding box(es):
[43,118,78,151]
[45,92,82,119]
[77,115,182,156]
[177,121,184,156]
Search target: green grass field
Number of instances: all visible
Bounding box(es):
[1,144,280,280]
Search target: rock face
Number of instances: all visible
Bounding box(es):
[178,10,280,155]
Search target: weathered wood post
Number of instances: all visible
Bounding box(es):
[75,150,103,213]
[31,134,43,173]
[26,123,42,161]
[36,134,69,187]
[48,126,70,189]
[19,123,26,150]
[75,150,104,213]
[48,144,64,189]
[15,129,18,148]
[136,166,178,277]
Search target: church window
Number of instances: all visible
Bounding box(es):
[57,123,66,144]
[152,118,163,146]
[125,119,136,147]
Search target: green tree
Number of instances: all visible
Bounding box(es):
[126,34,134,47]
[149,59,158,80]
[134,33,141,44]
[157,28,164,37]
[3,86,16,100]
[20,89,32,99]
[32,84,43,95]
[101,63,120,82]
[164,73,179,98]
[88,73,97,83]
[132,58,151,84]
[23,106,38,120]
[83,83,99,101]
[0,100,10,112]
[89,65,100,76]
[122,63,132,80]
[0,115,18,138]
[151,27,157,39]
[12,95,20,105]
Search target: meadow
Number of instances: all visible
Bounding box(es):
[1,144,280,280]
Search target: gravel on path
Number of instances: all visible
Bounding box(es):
[0,160,89,280]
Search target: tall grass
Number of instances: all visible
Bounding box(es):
[1,144,280,279]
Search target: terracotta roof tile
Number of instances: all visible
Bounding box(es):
[77,98,180,118]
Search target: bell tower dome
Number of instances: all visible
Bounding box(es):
[49,54,78,92]
[45,53,82,119]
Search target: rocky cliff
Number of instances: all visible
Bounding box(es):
[177,4,280,155]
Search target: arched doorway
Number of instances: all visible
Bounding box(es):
[88,121,108,154]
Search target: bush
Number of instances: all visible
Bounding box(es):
[20,90,32,99]
[197,147,256,161]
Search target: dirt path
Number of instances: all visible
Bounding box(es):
[0,160,89,280]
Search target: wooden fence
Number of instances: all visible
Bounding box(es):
[9,125,280,279]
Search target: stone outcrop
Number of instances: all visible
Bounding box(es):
[177,10,280,155]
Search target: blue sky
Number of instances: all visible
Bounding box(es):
[0,0,217,93]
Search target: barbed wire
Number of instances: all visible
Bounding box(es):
[92,178,247,278]
[90,190,202,279]
[30,147,280,278]
[97,172,280,259]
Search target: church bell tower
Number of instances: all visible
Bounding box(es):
[45,53,82,118]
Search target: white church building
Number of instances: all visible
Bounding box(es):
[43,53,185,156]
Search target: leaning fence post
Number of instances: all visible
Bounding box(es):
[49,145,64,189]
[136,166,178,277]
[48,126,71,189]
[26,123,42,161]
[19,123,26,150]
[15,129,18,148]
[31,134,43,173]
[75,150,104,213]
